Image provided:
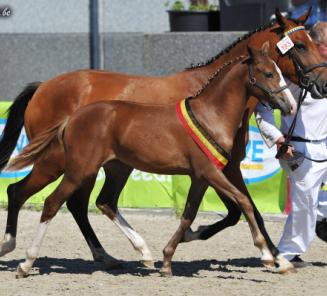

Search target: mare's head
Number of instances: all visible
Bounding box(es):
[266,9,327,98]
[246,42,296,115]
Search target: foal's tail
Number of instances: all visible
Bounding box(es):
[0,82,42,171]
[5,119,68,171]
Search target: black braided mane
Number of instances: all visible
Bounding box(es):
[186,20,277,70]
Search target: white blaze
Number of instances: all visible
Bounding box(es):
[273,61,297,114]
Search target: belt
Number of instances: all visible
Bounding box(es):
[287,136,326,143]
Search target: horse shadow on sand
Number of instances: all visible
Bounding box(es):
[1,256,326,279]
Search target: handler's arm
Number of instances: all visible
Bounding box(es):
[255,104,294,159]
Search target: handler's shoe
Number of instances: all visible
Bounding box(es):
[316,218,327,243]
[290,255,312,268]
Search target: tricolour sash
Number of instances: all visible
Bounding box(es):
[176,99,230,170]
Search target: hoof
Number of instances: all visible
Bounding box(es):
[278,265,297,275]
[275,255,296,274]
[160,267,172,277]
[262,260,275,269]
[15,264,28,279]
[0,235,16,257]
[93,251,122,269]
[141,260,155,269]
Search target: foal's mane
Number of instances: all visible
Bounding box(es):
[187,55,247,100]
[186,20,276,70]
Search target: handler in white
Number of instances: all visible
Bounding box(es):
[255,22,327,266]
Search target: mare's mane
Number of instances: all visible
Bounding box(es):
[186,20,278,70]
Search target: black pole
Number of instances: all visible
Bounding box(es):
[89,0,100,69]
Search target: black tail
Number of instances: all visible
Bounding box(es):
[0,82,42,171]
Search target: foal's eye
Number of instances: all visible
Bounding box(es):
[264,72,273,79]
[294,42,307,51]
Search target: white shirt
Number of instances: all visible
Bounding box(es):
[255,81,327,148]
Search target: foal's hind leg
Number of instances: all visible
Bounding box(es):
[0,154,64,257]
[96,161,153,267]
[16,173,90,278]
[161,178,208,276]
[66,179,121,269]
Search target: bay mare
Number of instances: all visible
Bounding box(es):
[8,43,297,278]
[1,9,327,267]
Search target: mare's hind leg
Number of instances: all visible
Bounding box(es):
[160,178,208,276]
[16,173,92,278]
[66,179,121,269]
[96,161,153,267]
[0,154,64,257]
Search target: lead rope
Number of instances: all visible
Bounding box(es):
[276,87,327,162]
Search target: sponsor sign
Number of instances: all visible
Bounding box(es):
[241,126,281,184]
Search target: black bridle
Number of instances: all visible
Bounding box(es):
[278,25,327,90]
[287,47,327,89]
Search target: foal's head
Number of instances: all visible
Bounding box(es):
[247,42,296,115]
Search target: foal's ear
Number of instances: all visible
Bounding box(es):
[296,7,312,25]
[260,41,270,56]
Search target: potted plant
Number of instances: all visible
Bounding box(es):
[166,0,220,32]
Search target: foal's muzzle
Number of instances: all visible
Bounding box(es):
[270,95,294,115]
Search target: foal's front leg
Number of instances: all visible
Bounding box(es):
[204,167,295,273]
[160,178,208,276]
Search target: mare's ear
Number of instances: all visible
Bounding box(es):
[260,41,270,56]
[296,7,312,25]
[275,8,286,27]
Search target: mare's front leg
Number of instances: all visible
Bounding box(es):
[96,161,153,268]
[182,162,243,242]
[160,178,208,276]
[203,166,295,273]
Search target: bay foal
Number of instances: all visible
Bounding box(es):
[8,43,296,278]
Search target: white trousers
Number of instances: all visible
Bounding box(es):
[279,140,327,260]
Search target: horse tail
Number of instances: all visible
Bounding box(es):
[0,82,42,171]
[5,118,68,172]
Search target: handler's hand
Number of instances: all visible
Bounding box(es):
[276,136,294,160]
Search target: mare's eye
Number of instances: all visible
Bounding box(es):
[264,72,273,79]
[294,42,306,51]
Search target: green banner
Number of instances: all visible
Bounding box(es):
[0,102,287,213]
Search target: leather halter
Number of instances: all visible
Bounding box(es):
[247,60,288,102]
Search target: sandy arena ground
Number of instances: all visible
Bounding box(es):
[0,208,326,296]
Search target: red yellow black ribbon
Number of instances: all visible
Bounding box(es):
[176,99,230,170]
